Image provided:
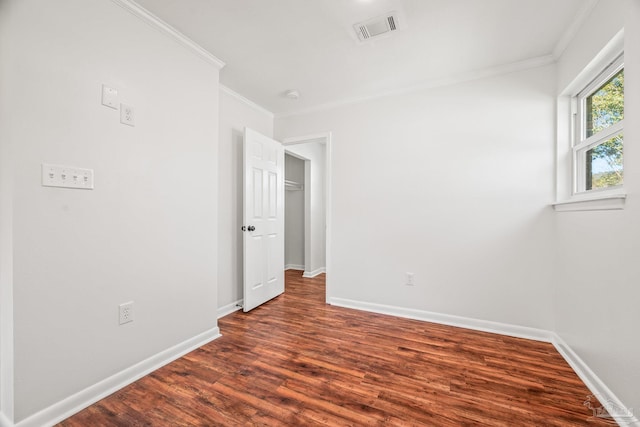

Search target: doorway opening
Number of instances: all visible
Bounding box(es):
[283,133,331,303]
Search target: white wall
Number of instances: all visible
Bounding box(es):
[0,0,221,422]
[285,142,327,275]
[285,154,305,269]
[556,0,625,93]
[218,87,274,310]
[0,1,14,419]
[276,65,557,330]
[0,0,634,423]
[554,0,639,413]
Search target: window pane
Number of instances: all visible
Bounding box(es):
[585,133,623,190]
[586,69,624,138]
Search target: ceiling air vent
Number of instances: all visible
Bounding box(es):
[354,12,400,42]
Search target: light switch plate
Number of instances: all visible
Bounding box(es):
[101,85,118,109]
[42,164,94,189]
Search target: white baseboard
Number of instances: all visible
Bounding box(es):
[329,297,552,342]
[14,327,221,427]
[551,335,639,427]
[302,267,326,278]
[329,297,637,425]
[217,299,243,318]
[6,296,636,427]
[285,264,304,271]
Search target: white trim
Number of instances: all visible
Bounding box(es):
[571,54,624,195]
[217,300,243,319]
[551,335,638,427]
[552,0,600,59]
[109,0,225,69]
[329,297,553,342]
[302,268,326,278]
[576,55,624,101]
[282,132,332,303]
[282,133,331,145]
[2,298,633,426]
[220,85,274,119]
[329,297,636,425]
[561,29,624,96]
[553,191,626,211]
[276,55,555,118]
[284,264,305,271]
[324,134,332,303]
[14,327,221,427]
[575,121,623,154]
[0,113,14,423]
[556,29,625,206]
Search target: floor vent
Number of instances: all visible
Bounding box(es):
[354,12,400,42]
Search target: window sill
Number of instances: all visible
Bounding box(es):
[553,192,626,212]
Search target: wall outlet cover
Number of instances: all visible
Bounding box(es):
[120,103,135,126]
[406,272,415,286]
[119,301,134,325]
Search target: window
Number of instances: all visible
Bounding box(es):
[573,56,624,194]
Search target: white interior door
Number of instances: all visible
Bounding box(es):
[243,127,285,312]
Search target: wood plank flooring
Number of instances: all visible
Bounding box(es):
[59,271,613,426]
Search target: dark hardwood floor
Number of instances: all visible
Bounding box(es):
[60,271,613,426]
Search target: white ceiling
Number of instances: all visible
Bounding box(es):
[134,0,589,116]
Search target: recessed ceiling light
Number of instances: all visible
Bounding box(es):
[285,90,300,100]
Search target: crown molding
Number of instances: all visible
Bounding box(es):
[109,0,225,69]
[220,85,274,119]
[275,54,555,119]
[552,0,600,59]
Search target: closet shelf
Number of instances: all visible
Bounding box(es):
[285,179,303,191]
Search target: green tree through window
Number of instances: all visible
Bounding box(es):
[585,69,624,190]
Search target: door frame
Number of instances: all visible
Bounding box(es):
[282,132,332,303]
[0,130,13,422]
[283,151,311,274]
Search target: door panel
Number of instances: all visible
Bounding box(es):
[243,128,284,312]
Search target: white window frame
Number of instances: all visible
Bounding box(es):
[553,30,625,212]
[572,55,624,195]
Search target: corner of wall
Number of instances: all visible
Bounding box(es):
[12,328,220,427]
[0,412,12,427]
[0,48,14,427]
[551,334,639,427]
[4,0,222,422]
[217,84,276,311]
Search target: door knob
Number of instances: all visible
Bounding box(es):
[248,225,256,232]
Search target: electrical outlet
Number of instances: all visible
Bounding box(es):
[406,272,415,286]
[119,301,134,325]
[120,103,135,126]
